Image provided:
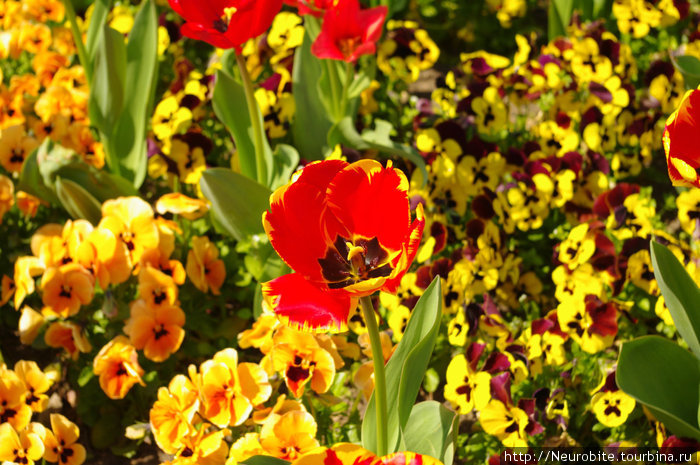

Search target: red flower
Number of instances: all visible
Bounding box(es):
[283,0,337,17]
[663,89,700,188]
[168,0,282,50]
[311,0,387,62]
[262,159,424,332]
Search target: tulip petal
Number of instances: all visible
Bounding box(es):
[262,273,355,332]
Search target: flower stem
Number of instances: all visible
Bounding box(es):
[339,61,354,119]
[359,295,387,456]
[235,53,267,185]
[62,0,92,83]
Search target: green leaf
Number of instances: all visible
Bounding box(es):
[328,117,428,185]
[400,401,457,465]
[199,168,271,241]
[88,25,126,140]
[291,27,333,160]
[362,277,443,454]
[672,55,700,90]
[548,0,574,41]
[617,336,700,440]
[55,177,103,225]
[650,241,700,358]
[347,69,372,100]
[18,146,59,204]
[213,70,257,181]
[85,0,111,64]
[244,241,288,283]
[269,144,300,190]
[242,457,290,465]
[110,0,157,187]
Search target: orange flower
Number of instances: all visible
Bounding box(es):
[93,336,145,399]
[265,326,336,397]
[262,160,424,332]
[290,444,445,465]
[0,124,38,173]
[98,197,159,266]
[150,375,200,454]
[186,235,226,295]
[140,248,186,285]
[0,173,14,224]
[124,299,185,362]
[13,256,45,309]
[238,313,280,352]
[259,410,320,461]
[15,360,52,413]
[40,264,95,318]
[664,89,700,187]
[0,422,45,465]
[138,266,179,308]
[16,191,42,218]
[197,348,271,427]
[156,192,209,220]
[44,321,92,359]
[76,226,132,289]
[0,366,32,430]
[43,414,87,465]
[170,428,228,465]
[1,274,14,306]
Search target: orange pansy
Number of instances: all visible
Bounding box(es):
[41,263,95,318]
[15,360,52,413]
[260,410,320,461]
[44,321,92,359]
[92,336,145,399]
[124,299,185,362]
[150,374,200,454]
[0,422,45,465]
[186,235,226,295]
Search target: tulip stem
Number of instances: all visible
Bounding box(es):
[359,295,387,457]
[235,53,267,186]
[340,61,354,118]
[63,0,91,83]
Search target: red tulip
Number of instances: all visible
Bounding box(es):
[168,0,282,50]
[283,0,337,17]
[311,0,387,62]
[262,159,424,332]
[663,89,700,188]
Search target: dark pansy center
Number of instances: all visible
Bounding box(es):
[318,236,393,289]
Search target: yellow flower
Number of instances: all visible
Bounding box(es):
[0,173,14,223]
[0,367,33,430]
[444,354,491,414]
[480,400,530,448]
[18,306,45,345]
[15,360,52,413]
[260,410,320,461]
[0,124,38,173]
[99,196,159,266]
[197,348,271,427]
[93,336,145,399]
[43,414,87,465]
[0,422,45,465]
[152,96,192,141]
[591,390,636,427]
[13,256,45,309]
[124,299,185,362]
[44,321,92,359]
[150,375,200,454]
[156,193,209,220]
[186,236,226,295]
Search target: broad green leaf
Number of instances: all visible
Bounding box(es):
[270,144,300,190]
[328,117,428,185]
[650,241,700,358]
[617,336,700,440]
[672,55,700,90]
[400,401,457,465]
[88,25,126,141]
[213,70,257,181]
[362,277,442,454]
[242,457,290,465]
[291,26,333,160]
[213,70,274,185]
[111,0,157,187]
[199,168,271,241]
[244,241,288,283]
[18,147,60,204]
[347,69,372,100]
[55,177,103,225]
[86,0,111,64]
[548,0,574,40]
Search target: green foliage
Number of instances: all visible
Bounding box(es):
[362,277,443,454]
[617,336,700,440]
[401,401,457,465]
[672,55,700,90]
